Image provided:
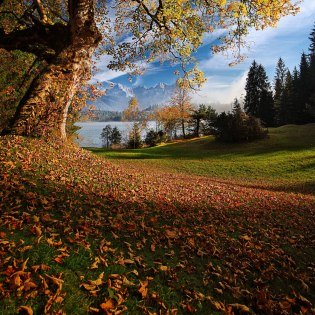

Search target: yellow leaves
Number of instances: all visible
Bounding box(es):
[89,272,104,286]
[81,272,104,294]
[227,2,248,18]
[159,265,169,272]
[90,257,100,269]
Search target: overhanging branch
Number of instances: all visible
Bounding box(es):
[0,23,70,61]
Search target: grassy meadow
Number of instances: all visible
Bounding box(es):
[91,124,315,195]
[0,124,314,314]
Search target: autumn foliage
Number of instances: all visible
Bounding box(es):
[0,135,314,314]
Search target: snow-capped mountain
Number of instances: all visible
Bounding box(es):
[93,81,175,112]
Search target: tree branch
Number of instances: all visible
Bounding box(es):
[33,0,48,24]
[0,23,70,61]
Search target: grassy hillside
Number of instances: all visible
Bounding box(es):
[0,125,314,314]
[92,124,315,194]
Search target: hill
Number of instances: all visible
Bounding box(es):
[0,124,314,314]
[93,124,315,195]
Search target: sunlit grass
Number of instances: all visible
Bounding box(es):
[92,124,315,194]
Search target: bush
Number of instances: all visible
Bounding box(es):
[215,109,267,143]
[145,129,166,147]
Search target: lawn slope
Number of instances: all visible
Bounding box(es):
[92,124,315,194]
[0,128,314,314]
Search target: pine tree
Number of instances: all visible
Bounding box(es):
[244,60,260,117]
[101,125,113,148]
[273,58,287,125]
[281,71,295,124]
[232,98,242,115]
[128,123,143,149]
[297,52,311,123]
[309,23,315,56]
[291,67,300,123]
[110,127,122,146]
[244,61,274,126]
[308,23,315,121]
[257,64,274,126]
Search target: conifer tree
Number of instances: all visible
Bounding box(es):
[244,61,274,126]
[110,127,122,146]
[244,61,260,116]
[101,125,113,148]
[309,23,315,56]
[308,23,315,120]
[281,71,295,124]
[273,58,287,125]
[297,52,311,123]
[257,65,274,126]
[232,98,242,115]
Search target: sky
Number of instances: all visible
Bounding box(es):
[92,0,315,111]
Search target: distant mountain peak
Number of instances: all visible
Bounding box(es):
[117,83,135,98]
[93,82,175,112]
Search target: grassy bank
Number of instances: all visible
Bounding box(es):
[91,124,315,194]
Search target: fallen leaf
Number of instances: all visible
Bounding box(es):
[165,230,177,239]
[18,306,33,315]
[100,299,115,311]
[138,280,149,298]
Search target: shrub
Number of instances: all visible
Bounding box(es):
[215,109,267,143]
[145,129,166,147]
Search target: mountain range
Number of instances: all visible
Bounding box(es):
[92,81,176,112]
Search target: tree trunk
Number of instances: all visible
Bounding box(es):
[181,119,186,139]
[196,119,200,137]
[2,0,101,140]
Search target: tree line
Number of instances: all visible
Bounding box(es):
[244,23,315,127]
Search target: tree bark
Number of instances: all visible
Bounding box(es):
[2,0,101,139]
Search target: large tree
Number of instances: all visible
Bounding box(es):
[0,0,300,139]
[170,85,192,139]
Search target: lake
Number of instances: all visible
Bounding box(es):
[75,121,158,148]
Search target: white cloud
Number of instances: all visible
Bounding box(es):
[192,72,248,108]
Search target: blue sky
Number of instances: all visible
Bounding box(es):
[92,0,315,111]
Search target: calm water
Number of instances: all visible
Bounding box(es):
[75,121,157,148]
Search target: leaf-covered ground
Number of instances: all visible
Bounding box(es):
[0,135,314,314]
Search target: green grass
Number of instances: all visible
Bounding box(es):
[91,124,315,194]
